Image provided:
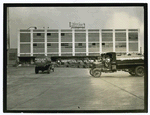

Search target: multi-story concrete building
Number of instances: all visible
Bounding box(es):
[18,28,140,64]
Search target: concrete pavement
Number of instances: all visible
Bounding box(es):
[7,67,144,111]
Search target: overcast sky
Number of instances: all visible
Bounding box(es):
[8,7,144,49]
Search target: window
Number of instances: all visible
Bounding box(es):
[102,43,105,45]
[102,33,113,41]
[115,43,126,51]
[61,33,65,36]
[115,33,126,41]
[61,43,69,46]
[47,43,51,46]
[92,43,96,46]
[102,43,113,52]
[33,43,37,46]
[37,33,41,36]
[129,43,138,51]
[47,33,51,36]
[78,43,82,46]
[128,33,138,41]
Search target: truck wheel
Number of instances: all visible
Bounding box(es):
[89,69,94,76]
[47,67,50,74]
[35,67,39,74]
[66,65,69,67]
[93,69,101,78]
[135,66,144,77]
[83,65,86,68]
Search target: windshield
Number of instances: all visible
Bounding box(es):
[35,57,51,62]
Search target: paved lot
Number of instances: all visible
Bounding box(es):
[7,67,144,111]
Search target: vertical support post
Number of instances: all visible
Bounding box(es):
[72,29,75,56]
[18,30,20,56]
[45,29,47,56]
[86,29,89,56]
[31,29,33,56]
[126,29,129,54]
[99,29,102,54]
[58,29,61,56]
[113,29,115,52]
[138,29,140,53]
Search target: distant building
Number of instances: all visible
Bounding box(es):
[18,28,140,64]
[8,48,17,65]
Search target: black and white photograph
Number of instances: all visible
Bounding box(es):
[4,3,148,113]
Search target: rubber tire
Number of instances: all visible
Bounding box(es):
[135,66,144,77]
[35,67,39,74]
[93,69,101,78]
[83,65,86,68]
[89,69,94,76]
[47,67,50,74]
[66,65,69,67]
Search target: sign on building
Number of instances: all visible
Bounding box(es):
[69,22,85,29]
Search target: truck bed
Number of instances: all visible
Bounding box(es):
[116,57,144,69]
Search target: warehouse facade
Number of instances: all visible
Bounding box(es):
[18,28,140,63]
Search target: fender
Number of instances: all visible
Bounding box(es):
[92,68,102,72]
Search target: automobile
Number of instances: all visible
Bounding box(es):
[35,56,54,74]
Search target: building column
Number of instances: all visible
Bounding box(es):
[126,29,129,54]
[72,29,75,56]
[99,29,102,54]
[58,29,61,56]
[86,29,89,56]
[113,29,115,52]
[138,29,140,53]
[31,29,33,56]
[18,30,20,56]
[45,29,47,56]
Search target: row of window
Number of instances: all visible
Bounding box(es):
[33,43,113,47]
[20,33,138,43]
[33,42,137,46]
[34,33,138,37]
[36,33,65,36]
[20,29,138,32]
[33,43,135,48]
[20,43,138,53]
